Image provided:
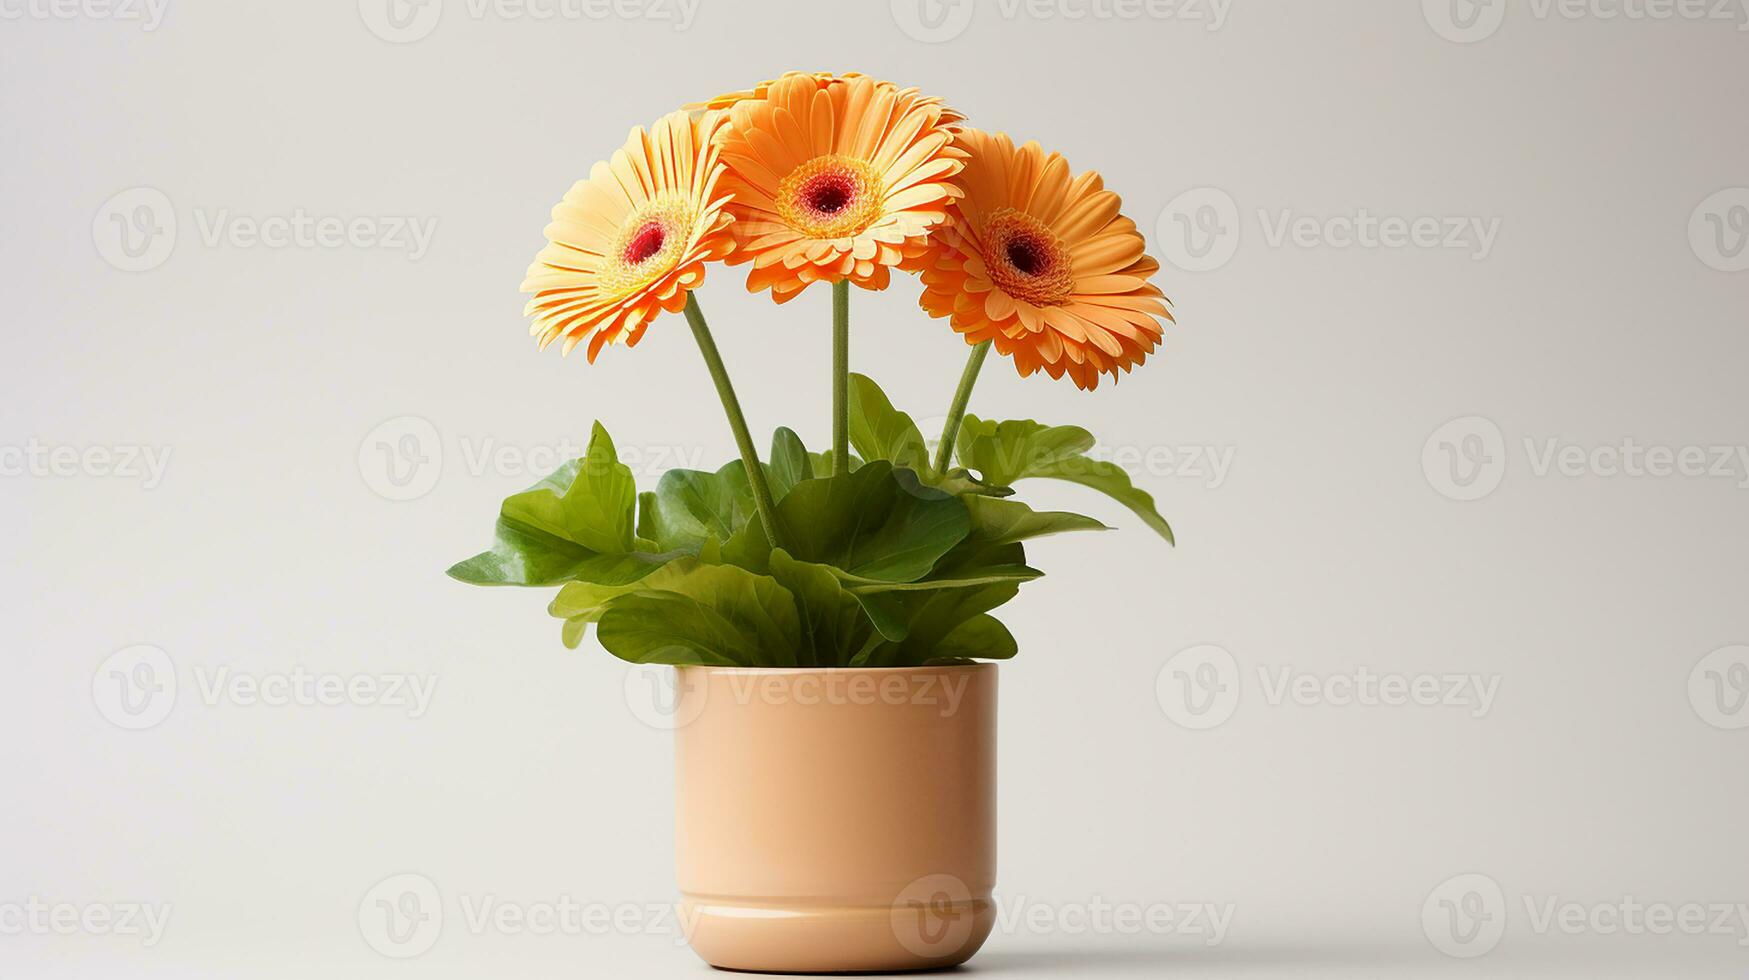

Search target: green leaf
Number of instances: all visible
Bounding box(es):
[768,427,811,501]
[817,493,1106,595]
[447,522,676,588]
[921,467,1016,498]
[697,535,724,565]
[448,422,681,586]
[962,496,1110,546]
[847,498,1101,596]
[843,563,1041,593]
[843,535,1045,595]
[847,373,930,471]
[725,461,972,583]
[954,417,1095,487]
[527,422,637,552]
[852,590,911,642]
[1027,457,1175,545]
[932,614,1018,662]
[767,549,876,667]
[955,415,1175,545]
[810,450,862,477]
[638,465,749,553]
[594,596,753,666]
[852,582,1022,667]
[594,563,802,667]
[561,616,590,649]
[548,559,701,648]
[910,539,1041,591]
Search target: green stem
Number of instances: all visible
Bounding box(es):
[831,280,851,476]
[683,293,785,551]
[933,341,992,474]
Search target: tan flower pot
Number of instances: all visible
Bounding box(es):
[674,664,998,974]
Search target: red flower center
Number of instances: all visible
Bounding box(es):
[1004,234,1054,277]
[983,209,1075,306]
[800,172,856,218]
[777,156,885,239]
[623,221,667,264]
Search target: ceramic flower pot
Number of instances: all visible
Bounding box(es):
[674,664,997,974]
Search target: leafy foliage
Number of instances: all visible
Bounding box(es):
[724,460,970,583]
[954,415,1176,544]
[449,375,1172,667]
[595,562,803,667]
[846,374,930,472]
[447,423,685,587]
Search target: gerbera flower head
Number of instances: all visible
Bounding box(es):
[919,129,1172,390]
[711,73,966,303]
[521,109,736,361]
[690,71,967,126]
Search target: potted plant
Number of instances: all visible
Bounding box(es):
[450,71,1176,974]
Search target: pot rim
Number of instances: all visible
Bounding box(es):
[675,663,997,677]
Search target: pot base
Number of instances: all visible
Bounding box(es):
[682,894,995,974]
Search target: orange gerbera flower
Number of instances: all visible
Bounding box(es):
[919,130,1172,390]
[691,70,967,125]
[712,73,966,303]
[521,110,736,360]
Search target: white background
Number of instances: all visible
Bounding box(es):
[3,0,1747,976]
